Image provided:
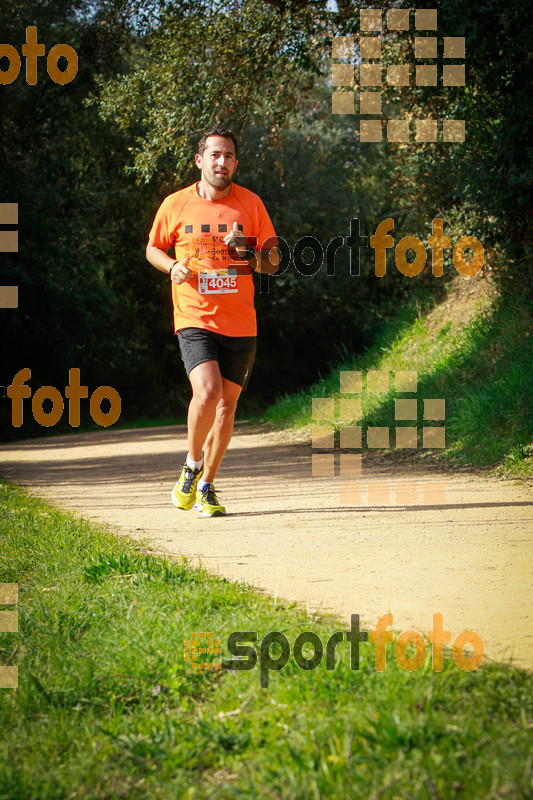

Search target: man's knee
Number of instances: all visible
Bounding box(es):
[217,401,237,424]
[217,388,240,420]
[192,381,222,409]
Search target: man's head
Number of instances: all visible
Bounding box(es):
[196,127,238,191]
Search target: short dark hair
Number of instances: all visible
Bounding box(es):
[198,127,238,157]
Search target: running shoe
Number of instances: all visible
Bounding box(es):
[194,484,226,517]
[171,463,204,510]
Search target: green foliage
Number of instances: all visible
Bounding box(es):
[263,279,533,474]
[83,551,196,585]
[370,0,533,296]
[2,0,531,442]
[96,0,331,183]
[1,479,532,798]
[235,78,444,400]
[0,0,190,438]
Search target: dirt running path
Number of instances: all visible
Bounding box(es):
[1,423,532,669]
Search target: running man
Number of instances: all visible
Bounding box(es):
[146,127,279,516]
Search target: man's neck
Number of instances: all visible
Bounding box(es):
[196,178,232,201]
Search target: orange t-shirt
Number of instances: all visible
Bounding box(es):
[148,182,277,336]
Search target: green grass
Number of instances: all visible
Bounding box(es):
[262,282,533,477]
[1,480,532,799]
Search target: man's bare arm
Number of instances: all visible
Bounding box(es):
[146,243,193,285]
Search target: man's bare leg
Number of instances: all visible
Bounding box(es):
[171,360,225,512]
[202,377,242,483]
[187,361,222,462]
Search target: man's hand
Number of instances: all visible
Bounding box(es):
[145,244,195,283]
[170,256,194,285]
[224,221,248,257]
[223,221,280,274]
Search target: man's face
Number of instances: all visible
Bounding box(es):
[195,136,238,190]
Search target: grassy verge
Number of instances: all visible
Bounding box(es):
[262,277,533,477]
[1,479,532,799]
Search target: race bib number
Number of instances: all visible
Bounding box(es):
[198,270,238,294]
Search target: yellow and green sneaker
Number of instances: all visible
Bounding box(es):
[194,484,226,517]
[171,463,204,510]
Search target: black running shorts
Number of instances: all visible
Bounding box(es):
[177,327,257,390]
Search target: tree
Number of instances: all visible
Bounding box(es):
[0,0,174,437]
[96,0,333,183]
